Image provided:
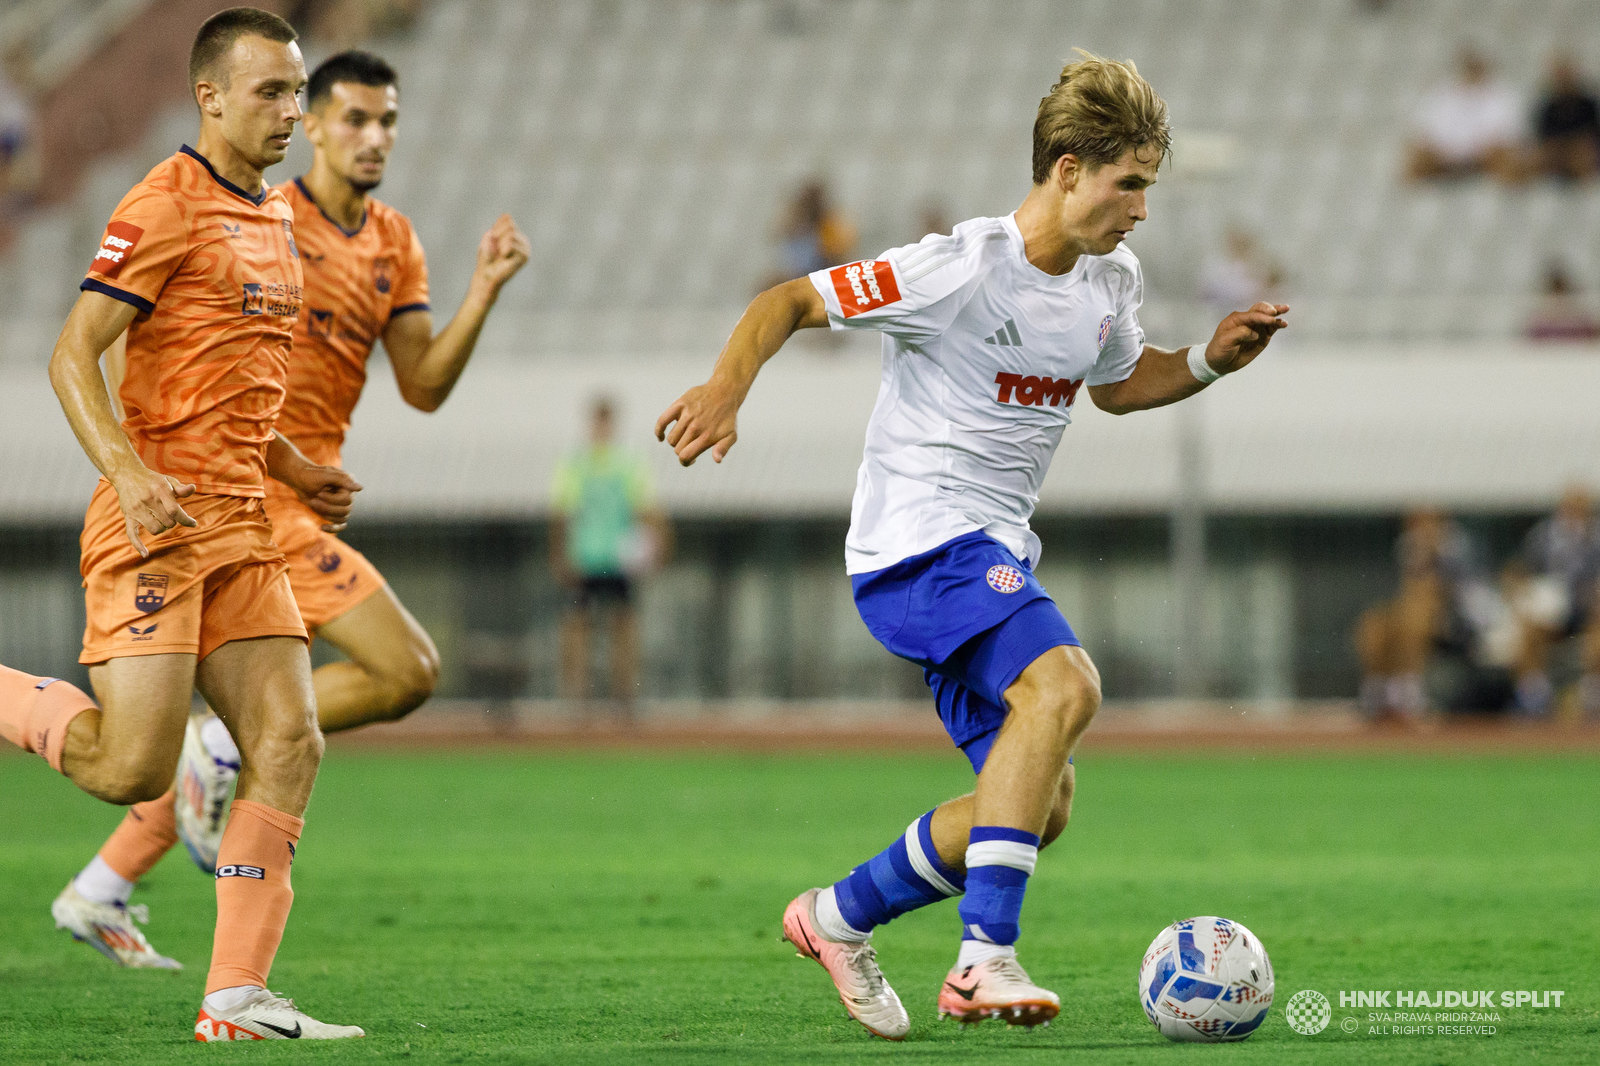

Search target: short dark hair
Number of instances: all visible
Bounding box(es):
[307,50,399,111]
[189,7,298,89]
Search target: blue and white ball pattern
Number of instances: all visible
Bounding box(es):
[1138,917,1274,1042]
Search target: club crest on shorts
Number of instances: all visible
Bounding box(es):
[1098,314,1114,350]
[134,573,168,613]
[986,564,1025,594]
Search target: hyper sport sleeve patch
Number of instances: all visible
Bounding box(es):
[89,221,145,280]
[829,259,902,318]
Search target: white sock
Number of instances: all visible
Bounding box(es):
[957,941,1016,969]
[73,855,134,906]
[813,886,871,943]
[203,985,263,1013]
[199,714,240,767]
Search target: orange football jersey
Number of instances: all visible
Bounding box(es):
[269,177,429,471]
[83,146,303,496]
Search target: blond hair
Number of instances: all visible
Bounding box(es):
[1032,50,1171,185]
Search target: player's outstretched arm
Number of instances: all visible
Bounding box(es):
[48,291,196,558]
[1089,302,1289,415]
[384,214,530,412]
[265,432,363,533]
[655,278,828,466]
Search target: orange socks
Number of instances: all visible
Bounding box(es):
[98,790,180,882]
[0,665,97,773]
[205,800,304,995]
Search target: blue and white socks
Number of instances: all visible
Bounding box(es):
[811,814,1042,966]
[812,809,965,943]
[955,826,1039,968]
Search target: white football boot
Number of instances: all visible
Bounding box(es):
[938,955,1060,1027]
[51,881,182,969]
[194,988,365,1041]
[175,712,238,874]
[782,887,910,1040]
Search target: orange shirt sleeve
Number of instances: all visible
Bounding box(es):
[81,185,188,313]
[389,217,430,318]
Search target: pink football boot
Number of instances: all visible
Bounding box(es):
[938,955,1060,1027]
[781,888,909,1040]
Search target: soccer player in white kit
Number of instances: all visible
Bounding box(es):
[657,53,1288,1039]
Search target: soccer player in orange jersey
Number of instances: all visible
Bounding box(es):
[57,47,530,958]
[0,9,366,1041]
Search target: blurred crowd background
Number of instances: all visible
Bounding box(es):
[1,0,1598,721]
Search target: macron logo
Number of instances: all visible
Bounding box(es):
[91,221,144,280]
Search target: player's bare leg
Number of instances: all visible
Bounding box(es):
[190,635,361,1040]
[969,647,1099,840]
[59,654,197,803]
[560,607,591,700]
[934,645,1099,1028]
[16,654,196,966]
[607,604,639,704]
[308,584,440,733]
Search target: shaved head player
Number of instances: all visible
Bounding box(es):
[0,8,367,1040]
[56,47,530,975]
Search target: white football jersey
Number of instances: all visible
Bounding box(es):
[809,213,1146,574]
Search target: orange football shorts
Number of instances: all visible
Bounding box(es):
[79,480,307,664]
[264,494,385,630]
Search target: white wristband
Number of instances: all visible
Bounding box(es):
[1187,345,1221,384]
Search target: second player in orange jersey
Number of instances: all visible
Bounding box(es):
[64,47,529,960]
[265,48,527,732]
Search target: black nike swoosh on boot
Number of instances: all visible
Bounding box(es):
[795,922,821,958]
[258,1020,301,1038]
[945,982,978,1001]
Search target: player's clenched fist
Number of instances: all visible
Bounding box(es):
[1203,302,1289,375]
[112,468,197,558]
[473,214,530,294]
[656,379,743,467]
[285,464,364,533]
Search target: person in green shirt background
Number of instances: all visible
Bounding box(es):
[550,398,672,704]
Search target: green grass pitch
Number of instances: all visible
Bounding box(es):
[1,746,1596,1064]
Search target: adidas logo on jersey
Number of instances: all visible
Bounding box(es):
[993,372,1084,408]
[983,319,1023,347]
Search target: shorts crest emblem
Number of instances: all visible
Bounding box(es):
[986,564,1024,594]
[134,573,168,613]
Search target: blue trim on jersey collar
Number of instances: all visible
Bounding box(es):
[179,145,267,206]
[293,177,367,238]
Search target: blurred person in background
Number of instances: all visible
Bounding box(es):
[1525,260,1600,342]
[1199,226,1283,322]
[1355,509,1514,720]
[1533,54,1600,182]
[776,179,857,280]
[288,0,422,49]
[0,44,39,209]
[551,398,671,706]
[1406,48,1524,184]
[1504,488,1600,718]
[916,200,952,239]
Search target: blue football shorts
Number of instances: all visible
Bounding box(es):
[852,530,1081,773]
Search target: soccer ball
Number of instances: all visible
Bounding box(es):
[1137,916,1274,1042]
